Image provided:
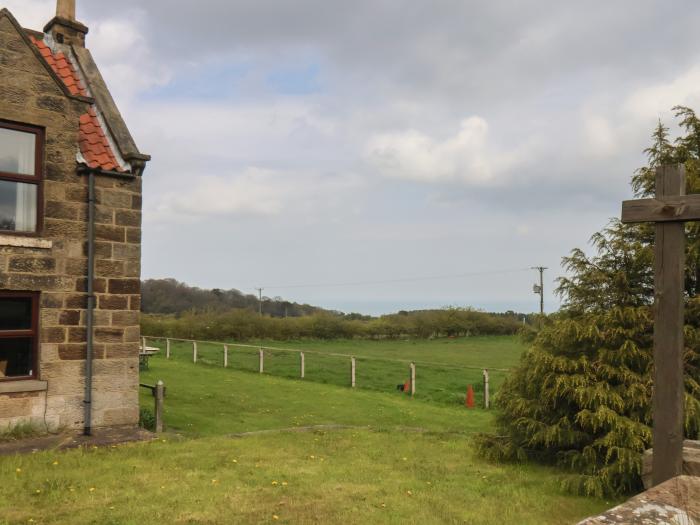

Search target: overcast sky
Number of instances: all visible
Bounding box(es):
[6,1,700,314]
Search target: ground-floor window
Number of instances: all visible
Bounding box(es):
[0,292,38,380]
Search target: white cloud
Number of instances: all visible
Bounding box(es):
[146,168,363,224]
[365,117,536,186]
[88,12,171,103]
[582,114,617,158]
[624,65,700,121]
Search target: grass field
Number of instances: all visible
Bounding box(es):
[145,336,524,407]
[0,338,617,524]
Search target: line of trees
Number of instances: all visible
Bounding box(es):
[141,307,529,341]
[141,278,330,317]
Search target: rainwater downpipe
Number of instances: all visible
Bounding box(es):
[78,165,137,436]
[84,170,95,436]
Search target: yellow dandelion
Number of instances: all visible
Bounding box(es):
[380,503,386,508]
[232,459,237,463]
[161,439,167,443]
[52,461,59,466]
[282,481,288,486]
[272,515,279,521]
[28,520,35,523]
[16,468,21,473]
[309,455,315,459]
[35,489,41,494]
[69,487,75,492]
[109,506,115,510]
[402,457,408,461]
[160,486,165,489]
[211,479,219,484]
[89,487,95,492]
[426,481,432,485]
[406,490,413,496]
[271,480,278,486]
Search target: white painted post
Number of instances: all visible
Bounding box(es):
[300,352,305,379]
[483,369,490,409]
[166,338,171,359]
[193,341,198,363]
[410,362,416,396]
[259,348,264,373]
[155,380,165,433]
[224,344,229,368]
[141,336,146,350]
[351,357,356,388]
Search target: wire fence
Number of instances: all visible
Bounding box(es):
[142,336,511,408]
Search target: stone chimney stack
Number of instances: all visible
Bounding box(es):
[45,0,88,47]
[56,0,76,21]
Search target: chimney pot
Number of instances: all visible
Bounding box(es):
[56,0,76,21]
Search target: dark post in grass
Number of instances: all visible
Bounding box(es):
[621,164,693,486]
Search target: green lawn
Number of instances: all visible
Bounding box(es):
[145,336,525,406]
[0,338,617,524]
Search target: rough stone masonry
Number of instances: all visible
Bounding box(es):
[0,3,149,431]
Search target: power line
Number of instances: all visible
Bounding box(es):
[258,267,532,291]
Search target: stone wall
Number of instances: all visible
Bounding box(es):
[0,14,141,430]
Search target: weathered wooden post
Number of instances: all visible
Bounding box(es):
[300,352,305,379]
[351,357,356,388]
[141,336,146,350]
[166,338,171,359]
[192,341,198,363]
[155,380,165,433]
[259,348,264,373]
[483,369,490,409]
[621,164,697,486]
[410,362,416,396]
[223,344,229,368]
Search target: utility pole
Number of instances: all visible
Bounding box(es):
[255,287,263,317]
[531,267,547,315]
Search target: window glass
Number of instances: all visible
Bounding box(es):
[0,338,33,378]
[0,297,33,330]
[0,179,37,232]
[0,127,36,176]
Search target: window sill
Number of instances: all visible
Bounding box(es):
[0,380,48,394]
[0,235,52,249]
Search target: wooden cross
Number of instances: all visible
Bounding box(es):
[621,164,692,486]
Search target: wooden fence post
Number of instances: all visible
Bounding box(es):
[224,344,229,368]
[351,357,356,388]
[483,369,490,409]
[141,336,146,350]
[259,348,264,373]
[155,380,165,433]
[193,341,198,363]
[410,362,416,396]
[166,338,171,359]
[300,352,305,379]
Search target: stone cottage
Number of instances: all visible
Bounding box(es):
[0,0,149,433]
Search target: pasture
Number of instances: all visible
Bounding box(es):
[0,337,617,524]
[144,335,524,406]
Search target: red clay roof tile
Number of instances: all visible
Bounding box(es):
[30,36,124,172]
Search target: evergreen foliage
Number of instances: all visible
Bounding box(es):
[477,107,700,497]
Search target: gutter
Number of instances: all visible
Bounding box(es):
[77,164,136,436]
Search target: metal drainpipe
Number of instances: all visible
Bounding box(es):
[84,171,95,436]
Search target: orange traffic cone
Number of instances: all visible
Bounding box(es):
[465,385,475,408]
[404,380,410,393]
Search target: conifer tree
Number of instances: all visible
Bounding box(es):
[478,107,700,497]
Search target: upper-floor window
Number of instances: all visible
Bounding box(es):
[0,121,43,234]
